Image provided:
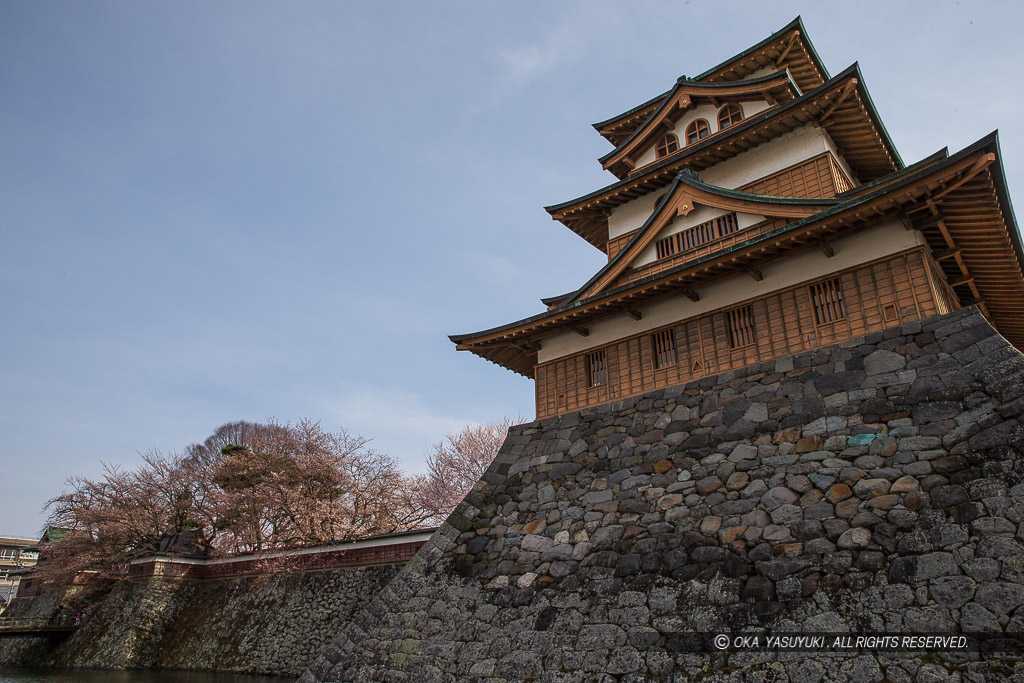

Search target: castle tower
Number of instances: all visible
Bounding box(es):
[450,17,1024,420]
[302,19,1024,682]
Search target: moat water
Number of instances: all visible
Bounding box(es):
[0,669,289,683]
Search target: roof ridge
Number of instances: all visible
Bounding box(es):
[591,16,822,133]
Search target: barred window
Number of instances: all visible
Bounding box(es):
[655,233,679,259]
[655,212,739,259]
[685,119,711,145]
[652,329,677,369]
[586,349,607,387]
[727,305,756,349]
[716,212,738,236]
[718,103,743,130]
[655,133,679,159]
[810,278,846,325]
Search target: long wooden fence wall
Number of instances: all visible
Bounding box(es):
[535,248,950,418]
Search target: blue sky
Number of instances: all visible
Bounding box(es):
[2,2,1023,537]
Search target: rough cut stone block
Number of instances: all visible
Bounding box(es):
[837,527,871,550]
[916,552,959,580]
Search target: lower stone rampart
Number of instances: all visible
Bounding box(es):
[0,563,401,676]
[302,308,1024,682]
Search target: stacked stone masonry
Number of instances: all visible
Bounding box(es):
[0,564,402,676]
[302,308,1024,682]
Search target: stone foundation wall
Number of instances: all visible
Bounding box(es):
[302,308,1024,682]
[0,563,402,676]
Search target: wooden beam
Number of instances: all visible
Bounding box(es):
[774,32,799,67]
[949,274,975,288]
[819,242,834,258]
[571,326,589,337]
[959,297,985,307]
[625,308,642,321]
[933,247,961,261]
[684,288,700,302]
[927,154,996,203]
[748,267,763,281]
[818,80,857,124]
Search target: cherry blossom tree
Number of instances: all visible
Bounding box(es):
[414,417,519,524]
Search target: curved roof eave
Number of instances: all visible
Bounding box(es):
[985,131,1024,280]
[592,88,671,133]
[695,16,829,83]
[837,147,949,199]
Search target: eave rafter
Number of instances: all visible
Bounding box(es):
[774,32,799,68]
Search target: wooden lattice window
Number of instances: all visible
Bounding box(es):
[655,133,679,159]
[718,103,743,130]
[654,212,738,259]
[586,349,607,387]
[652,329,676,369]
[716,212,738,236]
[685,119,710,145]
[655,233,679,259]
[810,278,846,325]
[727,305,756,349]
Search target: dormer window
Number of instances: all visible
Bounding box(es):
[655,133,679,159]
[718,103,743,130]
[685,119,710,145]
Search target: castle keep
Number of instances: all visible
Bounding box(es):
[300,17,1024,683]
[450,17,1024,419]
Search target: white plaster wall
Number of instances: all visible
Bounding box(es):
[537,221,926,363]
[632,210,765,268]
[635,143,658,169]
[609,193,663,239]
[734,100,771,119]
[700,124,828,189]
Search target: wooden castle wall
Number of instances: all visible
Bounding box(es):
[535,248,953,418]
[737,151,851,199]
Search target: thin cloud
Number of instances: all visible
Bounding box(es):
[498,42,566,87]
[459,20,590,124]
